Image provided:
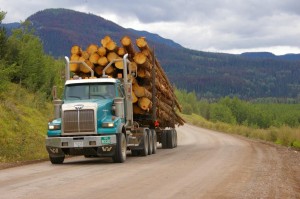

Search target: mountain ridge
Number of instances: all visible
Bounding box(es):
[2,8,300,99]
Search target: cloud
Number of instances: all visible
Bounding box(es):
[1,0,300,55]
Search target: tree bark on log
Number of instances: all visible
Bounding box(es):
[133,84,152,98]
[121,36,136,59]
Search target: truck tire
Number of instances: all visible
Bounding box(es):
[151,129,157,154]
[174,129,178,147]
[161,130,168,149]
[147,129,153,155]
[167,130,174,149]
[140,129,149,156]
[113,133,127,163]
[49,156,65,164]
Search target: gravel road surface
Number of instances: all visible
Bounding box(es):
[0,124,299,198]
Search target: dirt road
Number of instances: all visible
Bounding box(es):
[0,124,299,198]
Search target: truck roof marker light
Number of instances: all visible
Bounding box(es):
[117,73,123,78]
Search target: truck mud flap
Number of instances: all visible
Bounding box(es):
[97,145,116,157]
[46,146,65,157]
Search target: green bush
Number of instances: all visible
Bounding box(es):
[210,103,236,124]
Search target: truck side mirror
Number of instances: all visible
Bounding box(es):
[52,85,63,118]
[52,86,57,100]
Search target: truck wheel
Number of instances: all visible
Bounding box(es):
[167,130,174,149]
[161,130,168,149]
[147,129,153,155]
[151,129,157,154]
[140,129,149,156]
[113,133,127,163]
[49,156,65,164]
[174,129,178,147]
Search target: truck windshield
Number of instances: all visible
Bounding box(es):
[64,83,115,100]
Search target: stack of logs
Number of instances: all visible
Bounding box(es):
[69,35,185,127]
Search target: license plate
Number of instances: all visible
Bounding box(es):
[74,141,83,147]
[101,137,111,144]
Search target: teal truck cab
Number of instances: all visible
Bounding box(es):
[46,54,178,164]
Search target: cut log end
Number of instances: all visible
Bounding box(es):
[101,35,112,47]
[138,97,152,111]
[136,37,148,49]
[133,52,147,65]
[97,46,107,56]
[87,44,98,55]
[121,36,131,46]
[71,45,82,55]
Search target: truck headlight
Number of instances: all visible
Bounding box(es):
[102,122,114,128]
[48,124,61,130]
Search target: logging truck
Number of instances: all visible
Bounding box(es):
[46,51,182,164]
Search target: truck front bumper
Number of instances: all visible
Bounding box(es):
[46,135,117,157]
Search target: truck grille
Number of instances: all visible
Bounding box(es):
[63,109,95,133]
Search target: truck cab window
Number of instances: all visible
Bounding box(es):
[90,84,115,99]
[65,83,116,100]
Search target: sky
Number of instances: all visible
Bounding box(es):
[1,0,300,55]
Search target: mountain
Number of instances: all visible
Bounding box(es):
[3,8,300,99]
[241,52,300,61]
[24,8,182,57]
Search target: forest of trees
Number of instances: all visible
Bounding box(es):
[176,89,300,129]
[0,12,63,101]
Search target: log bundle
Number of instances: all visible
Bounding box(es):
[69,36,185,127]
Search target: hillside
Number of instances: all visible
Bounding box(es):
[0,83,50,162]
[4,8,300,99]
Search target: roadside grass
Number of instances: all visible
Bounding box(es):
[0,84,52,162]
[181,113,300,149]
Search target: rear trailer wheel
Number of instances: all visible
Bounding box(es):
[167,130,174,149]
[174,129,178,147]
[49,156,65,164]
[161,130,168,149]
[151,129,157,154]
[140,129,149,156]
[113,133,127,163]
[147,129,153,155]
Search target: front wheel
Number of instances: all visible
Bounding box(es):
[49,156,65,164]
[113,133,127,163]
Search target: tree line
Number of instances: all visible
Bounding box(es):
[176,89,300,129]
